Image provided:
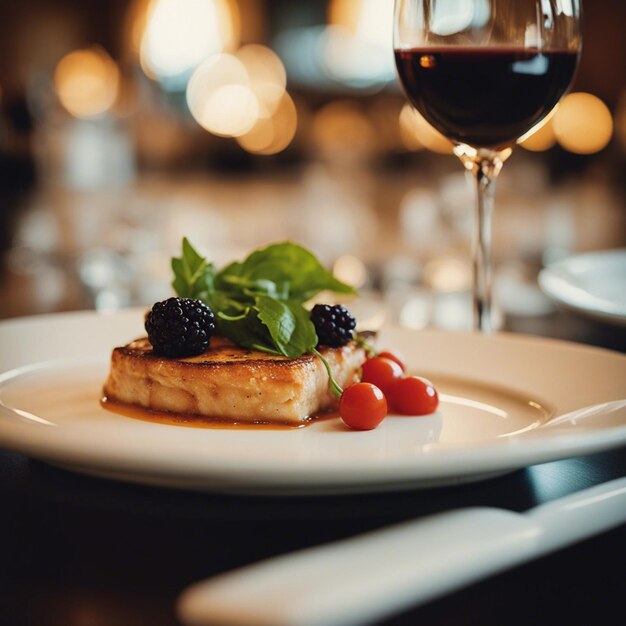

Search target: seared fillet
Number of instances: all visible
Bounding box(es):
[102,336,368,424]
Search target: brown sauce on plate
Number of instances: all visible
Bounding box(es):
[100,397,337,430]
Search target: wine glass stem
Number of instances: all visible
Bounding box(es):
[473,166,496,332]
[463,151,506,333]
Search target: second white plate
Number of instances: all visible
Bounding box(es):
[539,248,626,326]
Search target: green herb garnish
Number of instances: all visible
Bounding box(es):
[171,238,357,396]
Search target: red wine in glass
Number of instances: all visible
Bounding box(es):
[394,47,579,149]
[394,0,581,333]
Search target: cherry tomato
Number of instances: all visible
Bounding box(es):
[390,376,439,415]
[339,383,387,430]
[377,350,406,373]
[361,357,404,395]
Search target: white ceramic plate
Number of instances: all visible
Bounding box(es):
[0,310,625,495]
[538,248,626,326]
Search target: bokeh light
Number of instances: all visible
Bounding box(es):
[368,97,404,152]
[186,54,257,137]
[54,47,120,118]
[423,257,472,292]
[398,104,454,154]
[329,0,394,49]
[399,104,424,151]
[519,112,558,152]
[236,93,298,155]
[312,100,376,157]
[236,44,287,113]
[324,0,395,87]
[332,254,368,288]
[186,46,296,153]
[553,92,614,154]
[201,84,260,137]
[124,0,152,58]
[140,0,239,88]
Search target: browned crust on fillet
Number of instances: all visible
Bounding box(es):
[102,335,371,424]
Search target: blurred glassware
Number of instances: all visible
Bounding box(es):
[495,260,555,317]
[275,0,396,93]
[78,248,135,311]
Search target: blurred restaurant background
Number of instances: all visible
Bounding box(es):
[0,0,625,336]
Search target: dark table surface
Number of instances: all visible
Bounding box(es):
[1,310,625,626]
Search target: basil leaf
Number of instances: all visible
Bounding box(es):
[214,261,243,291]
[215,308,280,355]
[282,300,319,356]
[221,275,287,299]
[216,242,356,302]
[171,256,189,297]
[171,238,215,299]
[255,296,297,357]
[255,296,318,358]
[205,291,248,316]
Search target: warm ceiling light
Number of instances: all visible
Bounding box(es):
[140,0,239,86]
[193,83,259,138]
[236,45,287,113]
[188,44,294,148]
[329,0,361,32]
[204,84,259,137]
[553,92,614,154]
[325,0,395,85]
[54,47,119,118]
[186,53,254,136]
[329,0,394,48]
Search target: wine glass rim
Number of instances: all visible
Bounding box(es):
[393,44,580,53]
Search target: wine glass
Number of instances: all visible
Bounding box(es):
[394,0,581,332]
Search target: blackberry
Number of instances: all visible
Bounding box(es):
[145,297,216,358]
[311,304,356,348]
